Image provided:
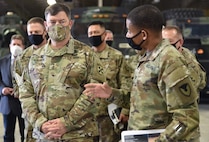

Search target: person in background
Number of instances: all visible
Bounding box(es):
[125,49,145,80]
[14,17,47,142]
[87,21,131,142]
[162,25,206,96]
[0,34,25,142]
[84,5,200,142]
[105,29,114,46]
[18,3,105,142]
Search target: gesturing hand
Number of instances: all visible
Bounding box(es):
[83,82,112,99]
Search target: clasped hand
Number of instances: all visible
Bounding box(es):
[41,118,67,140]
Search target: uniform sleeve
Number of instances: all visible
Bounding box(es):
[59,51,106,131]
[197,63,207,91]
[19,68,48,131]
[157,56,199,141]
[13,55,22,98]
[183,48,206,93]
[108,56,131,109]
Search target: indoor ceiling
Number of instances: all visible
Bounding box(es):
[1,0,209,23]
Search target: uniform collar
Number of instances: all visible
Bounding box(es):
[43,38,75,56]
[140,39,170,62]
[96,44,109,58]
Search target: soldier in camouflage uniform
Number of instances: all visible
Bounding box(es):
[14,17,47,142]
[87,21,131,142]
[84,5,200,142]
[162,25,206,95]
[18,3,105,142]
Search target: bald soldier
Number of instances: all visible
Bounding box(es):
[162,25,206,96]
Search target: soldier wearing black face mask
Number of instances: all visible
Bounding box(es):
[87,21,132,142]
[84,5,201,142]
[13,17,47,142]
[105,29,114,46]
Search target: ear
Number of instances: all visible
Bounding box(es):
[44,21,48,31]
[141,30,147,40]
[69,20,73,29]
[179,38,184,46]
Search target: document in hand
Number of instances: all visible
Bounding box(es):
[121,129,165,142]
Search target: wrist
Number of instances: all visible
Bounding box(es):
[2,88,6,95]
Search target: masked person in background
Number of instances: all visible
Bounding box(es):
[87,21,131,142]
[162,25,206,99]
[0,34,25,142]
[14,17,47,142]
[105,30,114,46]
[84,5,200,142]
[18,3,105,142]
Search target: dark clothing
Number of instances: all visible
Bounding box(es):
[0,54,25,142]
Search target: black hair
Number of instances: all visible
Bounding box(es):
[88,21,106,29]
[44,3,71,19]
[127,5,164,32]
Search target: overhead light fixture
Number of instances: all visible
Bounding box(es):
[47,0,56,5]
[152,0,160,4]
[6,12,14,15]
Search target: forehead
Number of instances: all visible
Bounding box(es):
[126,19,138,31]
[46,11,68,21]
[106,32,113,36]
[11,39,23,45]
[27,23,44,31]
[162,29,177,39]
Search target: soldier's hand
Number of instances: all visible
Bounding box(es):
[119,113,129,123]
[148,136,158,142]
[44,118,67,139]
[83,82,112,99]
[41,121,52,134]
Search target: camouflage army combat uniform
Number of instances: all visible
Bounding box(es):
[93,44,131,142]
[180,47,206,95]
[128,39,200,142]
[125,50,145,80]
[14,45,42,142]
[18,39,105,142]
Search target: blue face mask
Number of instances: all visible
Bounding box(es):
[126,31,145,50]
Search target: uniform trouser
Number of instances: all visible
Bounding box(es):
[97,115,120,142]
[34,136,99,142]
[3,111,25,142]
[24,120,36,142]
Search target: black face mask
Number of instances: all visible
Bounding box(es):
[28,34,44,45]
[106,40,113,46]
[126,31,145,50]
[89,35,103,47]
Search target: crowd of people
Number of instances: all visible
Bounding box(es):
[0,3,206,142]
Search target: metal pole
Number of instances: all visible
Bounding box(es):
[98,0,103,7]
